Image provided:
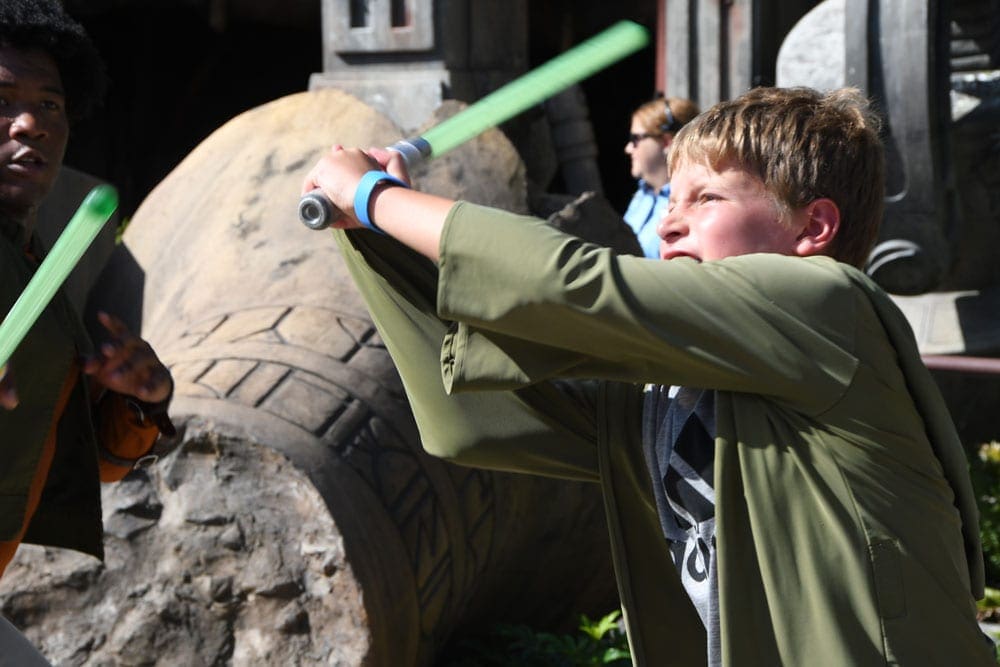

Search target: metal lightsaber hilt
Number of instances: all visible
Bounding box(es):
[298,137,431,230]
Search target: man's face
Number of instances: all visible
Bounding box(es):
[657,159,805,262]
[0,45,69,226]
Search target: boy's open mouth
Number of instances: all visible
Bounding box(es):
[661,250,701,262]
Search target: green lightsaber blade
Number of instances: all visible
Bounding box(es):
[422,20,648,156]
[0,184,118,370]
[299,20,650,229]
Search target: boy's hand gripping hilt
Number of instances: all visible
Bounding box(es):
[298,137,430,230]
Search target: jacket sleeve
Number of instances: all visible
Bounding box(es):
[93,391,161,482]
[334,227,603,481]
[437,202,859,417]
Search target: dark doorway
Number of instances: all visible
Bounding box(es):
[64,3,322,220]
[63,2,657,220]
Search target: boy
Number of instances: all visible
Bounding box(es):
[302,87,994,666]
[1,1,174,660]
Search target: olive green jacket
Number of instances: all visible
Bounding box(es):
[0,232,105,559]
[337,201,992,666]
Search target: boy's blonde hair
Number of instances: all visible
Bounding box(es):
[669,87,885,268]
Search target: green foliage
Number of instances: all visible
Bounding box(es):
[979,587,1000,612]
[114,216,131,244]
[441,610,631,667]
[971,442,1000,585]
[962,445,1000,663]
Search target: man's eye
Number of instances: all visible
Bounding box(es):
[41,100,63,112]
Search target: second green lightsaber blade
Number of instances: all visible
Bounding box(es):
[298,20,649,229]
[0,184,119,371]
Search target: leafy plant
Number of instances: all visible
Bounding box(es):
[441,609,631,667]
[971,442,1000,586]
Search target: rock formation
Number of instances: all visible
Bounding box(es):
[0,89,620,666]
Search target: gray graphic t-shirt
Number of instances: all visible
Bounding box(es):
[642,385,719,667]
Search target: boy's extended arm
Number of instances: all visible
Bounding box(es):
[303,147,859,415]
[306,147,606,481]
[435,203,860,414]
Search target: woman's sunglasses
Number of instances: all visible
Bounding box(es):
[628,132,657,146]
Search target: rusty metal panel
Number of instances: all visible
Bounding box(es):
[662,0,824,106]
[664,0,758,107]
[725,0,755,97]
[696,0,723,104]
[664,0,694,98]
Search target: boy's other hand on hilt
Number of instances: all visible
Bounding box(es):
[81,311,172,404]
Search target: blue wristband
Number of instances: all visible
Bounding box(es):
[353,170,409,233]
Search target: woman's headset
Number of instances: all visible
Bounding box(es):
[659,97,681,133]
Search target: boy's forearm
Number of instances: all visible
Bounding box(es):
[367,185,454,262]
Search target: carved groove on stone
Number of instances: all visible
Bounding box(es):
[165,303,497,653]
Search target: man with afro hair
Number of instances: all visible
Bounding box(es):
[0,1,175,661]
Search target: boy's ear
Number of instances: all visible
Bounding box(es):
[793,198,840,257]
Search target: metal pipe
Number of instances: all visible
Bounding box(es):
[922,354,1000,376]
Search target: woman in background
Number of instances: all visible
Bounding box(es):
[623,94,700,258]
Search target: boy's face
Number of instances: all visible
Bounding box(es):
[0,45,69,226]
[657,159,804,262]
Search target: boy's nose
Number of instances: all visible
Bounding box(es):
[657,209,687,242]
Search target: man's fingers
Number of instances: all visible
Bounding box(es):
[0,365,18,409]
[97,310,130,337]
[0,391,18,410]
[83,338,172,403]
